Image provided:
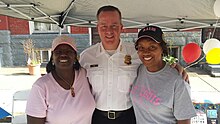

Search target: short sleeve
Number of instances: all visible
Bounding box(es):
[25,84,47,118]
[173,78,196,120]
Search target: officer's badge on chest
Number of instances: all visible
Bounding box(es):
[124,55,132,65]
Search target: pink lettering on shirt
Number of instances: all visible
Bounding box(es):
[131,84,161,107]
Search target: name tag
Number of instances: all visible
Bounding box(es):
[90,64,98,68]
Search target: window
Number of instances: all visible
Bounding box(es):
[35,48,51,63]
[41,50,50,63]
[32,22,69,33]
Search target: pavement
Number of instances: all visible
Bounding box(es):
[187,67,220,104]
[0,66,220,123]
[0,67,46,123]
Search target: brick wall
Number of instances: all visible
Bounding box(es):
[0,15,9,30]
[1,16,139,35]
[70,26,89,34]
[8,17,29,35]
[122,28,138,33]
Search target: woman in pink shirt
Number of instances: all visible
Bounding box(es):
[25,35,95,124]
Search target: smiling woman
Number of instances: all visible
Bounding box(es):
[25,35,95,124]
[131,26,196,124]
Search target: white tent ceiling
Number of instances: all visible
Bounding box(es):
[0,0,219,31]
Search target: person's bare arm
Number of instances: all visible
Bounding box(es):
[27,115,46,124]
[177,119,191,124]
[171,63,189,83]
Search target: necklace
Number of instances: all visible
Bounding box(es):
[54,71,75,97]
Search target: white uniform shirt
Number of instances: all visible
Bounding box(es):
[80,41,141,111]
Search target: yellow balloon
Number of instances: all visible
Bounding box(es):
[206,48,220,64]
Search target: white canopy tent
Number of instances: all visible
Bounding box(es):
[1,0,220,110]
[0,0,219,31]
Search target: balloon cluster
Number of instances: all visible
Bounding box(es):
[203,38,220,64]
[182,0,220,66]
[214,0,220,17]
[182,39,220,66]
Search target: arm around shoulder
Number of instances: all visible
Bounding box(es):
[171,63,189,82]
[27,115,46,124]
[177,119,191,124]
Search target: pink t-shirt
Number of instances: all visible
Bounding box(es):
[25,68,95,124]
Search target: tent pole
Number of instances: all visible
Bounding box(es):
[60,0,75,26]
[59,27,62,35]
[89,27,92,46]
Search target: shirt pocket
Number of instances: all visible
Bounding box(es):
[86,68,104,92]
[117,65,138,92]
